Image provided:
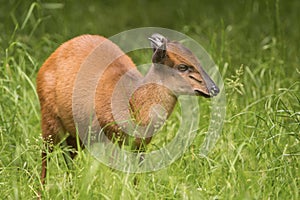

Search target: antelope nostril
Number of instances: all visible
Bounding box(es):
[210,85,220,96]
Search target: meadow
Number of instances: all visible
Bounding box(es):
[0,0,299,199]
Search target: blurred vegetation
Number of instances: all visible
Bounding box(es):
[1,0,300,69]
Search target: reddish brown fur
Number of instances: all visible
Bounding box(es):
[37,35,139,185]
[37,34,217,188]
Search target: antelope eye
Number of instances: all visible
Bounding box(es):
[177,64,189,72]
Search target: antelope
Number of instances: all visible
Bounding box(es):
[36,33,219,185]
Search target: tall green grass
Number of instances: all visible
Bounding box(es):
[0,0,299,199]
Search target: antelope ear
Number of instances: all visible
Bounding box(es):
[148,33,168,63]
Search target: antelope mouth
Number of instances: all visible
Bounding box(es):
[194,85,219,98]
[194,89,212,98]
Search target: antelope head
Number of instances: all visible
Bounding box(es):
[148,33,219,98]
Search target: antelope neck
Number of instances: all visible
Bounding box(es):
[129,65,178,126]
